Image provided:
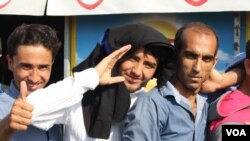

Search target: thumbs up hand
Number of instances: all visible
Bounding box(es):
[8,81,34,131]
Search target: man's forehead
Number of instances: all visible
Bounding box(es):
[183,48,216,58]
[13,54,53,66]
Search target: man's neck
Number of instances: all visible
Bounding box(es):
[171,78,198,116]
[171,78,199,99]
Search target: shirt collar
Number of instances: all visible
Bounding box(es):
[160,81,207,105]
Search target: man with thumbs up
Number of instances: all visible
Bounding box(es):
[0,24,63,141]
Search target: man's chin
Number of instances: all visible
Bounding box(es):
[187,83,201,91]
[124,82,146,93]
[127,86,142,93]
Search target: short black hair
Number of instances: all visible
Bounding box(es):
[174,22,219,56]
[7,24,61,61]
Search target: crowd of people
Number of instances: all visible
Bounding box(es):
[0,21,247,141]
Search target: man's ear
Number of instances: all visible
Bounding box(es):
[6,55,13,71]
[213,56,218,68]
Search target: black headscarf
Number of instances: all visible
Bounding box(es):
[72,23,176,139]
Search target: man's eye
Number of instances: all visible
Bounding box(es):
[145,64,152,69]
[129,56,138,62]
[21,64,32,70]
[39,66,50,71]
[203,57,213,62]
[144,62,155,69]
[186,54,196,59]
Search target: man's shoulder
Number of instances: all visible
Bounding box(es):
[136,87,166,105]
[0,91,12,102]
[147,82,176,98]
[0,83,6,94]
[0,92,13,120]
[148,87,163,96]
[139,87,162,97]
[1,83,9,92]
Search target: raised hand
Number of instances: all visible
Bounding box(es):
[9,81,33,130]
[95,44,131,85]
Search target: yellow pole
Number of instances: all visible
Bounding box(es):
[70,16,76,76]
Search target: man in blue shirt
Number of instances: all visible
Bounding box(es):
[0,24,62,141]
[123,22,242,141]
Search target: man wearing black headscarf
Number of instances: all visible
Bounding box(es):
[73,23,176,140]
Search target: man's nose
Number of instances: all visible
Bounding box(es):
[131,63,143,77]
[193,59,202,72]
[28,69,40,83]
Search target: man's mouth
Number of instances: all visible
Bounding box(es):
[27,83,40,91]
[125,75,139,84]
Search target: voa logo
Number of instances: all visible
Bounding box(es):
[226,129,246,136]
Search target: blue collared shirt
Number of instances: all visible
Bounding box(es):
[0,81,62,141]
[123,81,208,141]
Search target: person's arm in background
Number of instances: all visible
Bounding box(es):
[201,52,245,93]
[201,67,245,93]
[0,45,131,140]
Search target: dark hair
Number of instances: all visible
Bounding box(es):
[7,24,61,61]
[118,43,168,66]
[174,22,219,56]
[145,44,174,87]
[246,40,250,59]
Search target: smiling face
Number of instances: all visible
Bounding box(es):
[7,45,53,95]
[175,28,217,93]
[118,47,158,93]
